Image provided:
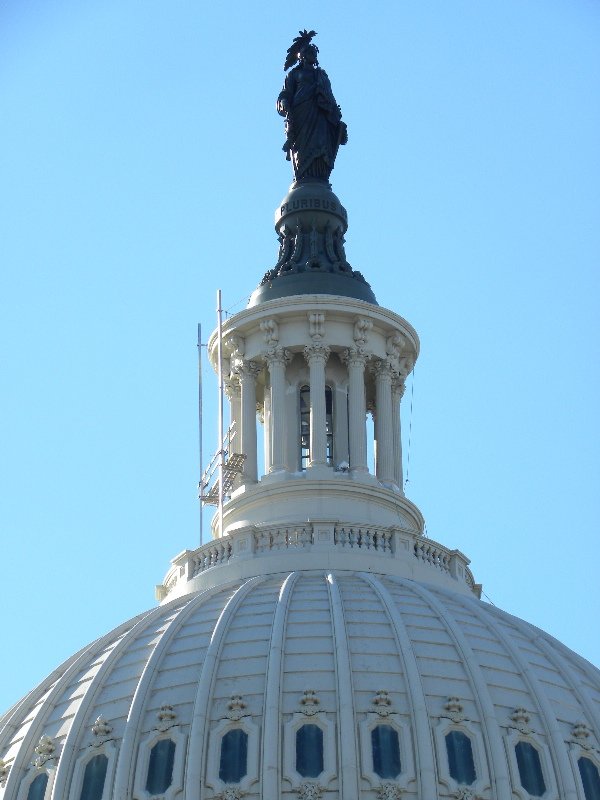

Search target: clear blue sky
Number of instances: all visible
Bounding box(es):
[1,1,599,713]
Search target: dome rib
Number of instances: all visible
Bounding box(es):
[487,605,600,737]
[261,572,298,798]
[398,578,513,800]
[456,593,579,800]
[184,576,266,800]
[49,602,189,800]
[535,634,600,734]
[109,591,220,800]
[327,572,360,799]
[1,611,150,799]
[361,572,437,798]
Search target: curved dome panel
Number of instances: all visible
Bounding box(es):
[1,573,598,799]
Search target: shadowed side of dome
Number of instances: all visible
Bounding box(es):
[1,573,599,799]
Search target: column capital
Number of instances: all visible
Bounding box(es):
[341,346,369,368]
[370,358,395,380]
[304,342,331,364]
[233,358,261,380]
[264,346,292,368]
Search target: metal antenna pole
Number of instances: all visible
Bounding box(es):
[216,290,224,539]
[197,323,203,546]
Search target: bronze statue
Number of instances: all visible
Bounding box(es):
[277,30,348,182]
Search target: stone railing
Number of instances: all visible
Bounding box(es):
[157,522,479,601]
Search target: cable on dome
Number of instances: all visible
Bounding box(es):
[482,590,497,607]
[224,293,252,317]
[403,364,416,491]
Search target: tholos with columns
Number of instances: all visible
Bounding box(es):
[265,347,290,473]
[304,342,330,466]
[344,347,369,472]
[224,375,242,454]
[373,359,396,484]
[236,360,260,482]
[392,378,405,489]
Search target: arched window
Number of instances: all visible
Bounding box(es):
[80,754,108,800]
[296,724,324,778]
[515,741,546,797]
[219,729,248,784]
[445,730,476,785]
[27,773,48,800]
[299,386,334,469]
[371,724,401,779]
[579,757,600,800]
[145,738,175,795]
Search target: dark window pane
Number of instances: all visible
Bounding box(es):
[515,741,546,797]
[296,724,324,778]
[446,730,476,785]
[300,386,310,469]
[80,754,108,800]
[371,725,401,778]
[145,738,175,794]
[27,773,49,800]
[579,757,600,800]
[325,387,333,465]
[219,729,248,784]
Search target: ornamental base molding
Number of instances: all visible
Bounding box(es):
[377,782,403,799]
[214,787,245,800]
[296,781,323,799]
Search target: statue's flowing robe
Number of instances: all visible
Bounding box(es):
[279,66,344,180]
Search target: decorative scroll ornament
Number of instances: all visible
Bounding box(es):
[227,695,247,721]
[226,335,245,359]
[308,312,325,340]
[354,317,373,346]
[0,759,11,788]
[156,704,178,732]
[296,781,323,799]
[444,696,465,723]
[510,707,531,733]
[397,354,414,379]
[299,689,320,715]
[372,689,392,716]
[386,333,406,360]
[91,715,113,746]
[377,783,403,799]
[32,735,55,769]
[260,318,279,346]
[215,787,245,800]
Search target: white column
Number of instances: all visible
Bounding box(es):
[224,375,242,454]
[392,377,405,490]
[265,347,290,473]
[237,360,260,483]
[373,359,395,484]
[304,342,330,466]
[262,389,271,474]
[343,347,369,472]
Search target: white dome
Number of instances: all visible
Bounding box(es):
[1,564,599,800]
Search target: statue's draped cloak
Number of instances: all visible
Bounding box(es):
[279,66,344,180]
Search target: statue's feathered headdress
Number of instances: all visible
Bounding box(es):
[284,29,318,71]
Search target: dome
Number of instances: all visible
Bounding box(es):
[1,565,599,800]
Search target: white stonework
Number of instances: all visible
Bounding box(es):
[2,189,599,800]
